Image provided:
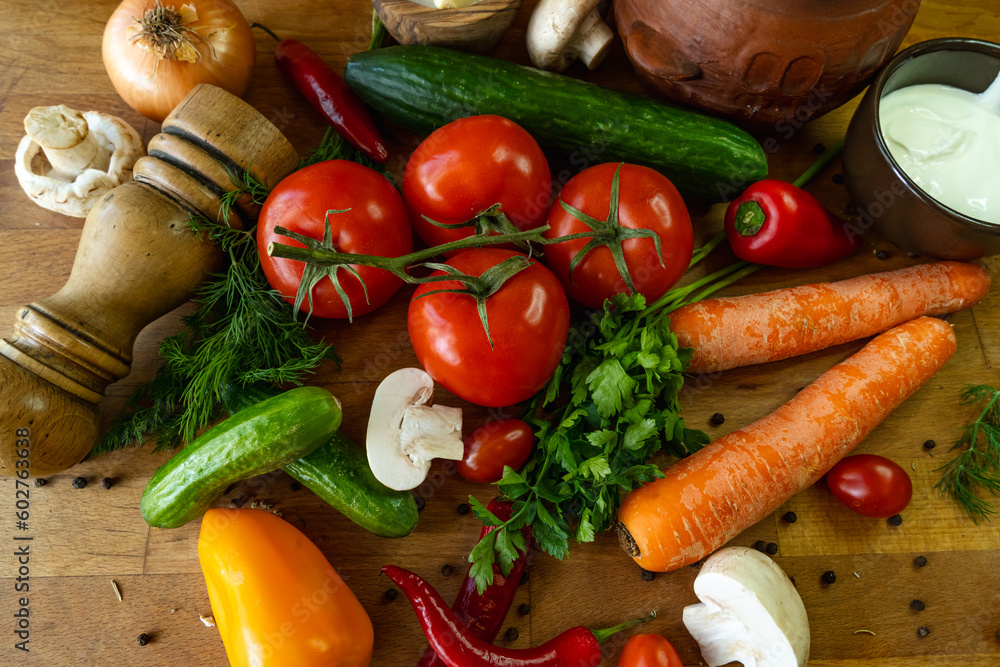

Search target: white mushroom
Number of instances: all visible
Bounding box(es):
[367,368,464,491]
[682,546,810,667]
[15,104,144,218]
[526,0,613,72]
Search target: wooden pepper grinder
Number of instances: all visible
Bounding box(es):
[0,85,299,476]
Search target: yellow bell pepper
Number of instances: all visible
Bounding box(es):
[198,508,374,666]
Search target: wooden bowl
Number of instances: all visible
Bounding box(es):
[373,0,521,54]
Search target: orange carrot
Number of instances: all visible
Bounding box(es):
[617,316,957,572]
[671,261,987,373]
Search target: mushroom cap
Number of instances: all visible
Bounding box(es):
[526,0,612,72]
[683,546,810,667]
[15,109,144,218]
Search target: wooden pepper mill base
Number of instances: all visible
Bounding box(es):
[0,85,299,476]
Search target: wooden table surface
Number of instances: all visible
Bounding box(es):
[2,0,1000,665]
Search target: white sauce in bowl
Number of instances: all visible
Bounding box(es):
[879,81,1000,224]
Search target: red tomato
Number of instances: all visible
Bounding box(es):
[256,160,412,319]
[543,163,694,309]
[407,248,569,408]
[459,418,535,484]
[618,633,683,667]
[403,115,551,248]
[826,454,913,518]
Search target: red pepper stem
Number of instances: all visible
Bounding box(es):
[590,610,657,644]
[792,137,845,189]
[249,22,281,43]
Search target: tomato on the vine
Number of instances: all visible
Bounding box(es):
[458,418,535,484]
[256,160,412,319]
[618,633,683,667]
[826,454,913,518]
[407,248,569,408]
[402,115,551,248]
[543,163,694,310]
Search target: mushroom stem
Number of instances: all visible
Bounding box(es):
[572,8,613,69]
[400,404,464,466]
[24,105,112,181]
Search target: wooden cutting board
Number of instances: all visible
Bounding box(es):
[2,0,999,665]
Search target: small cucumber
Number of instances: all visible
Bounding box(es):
[284,433,419,539]
[141,386,342,528]
[223,382,419,539]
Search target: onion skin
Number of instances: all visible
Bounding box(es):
[102,0,256,123]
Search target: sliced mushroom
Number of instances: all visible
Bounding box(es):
[682,546,810,667]
[15,104,144,218]
[367,368,464,491]
[526,0,614,72]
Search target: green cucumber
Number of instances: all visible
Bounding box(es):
[344,45,768,202]
[223,382,419,539]
[141,386,341,528]
[284,433,419,539]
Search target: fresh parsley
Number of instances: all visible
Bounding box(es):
[936,384,1000,522]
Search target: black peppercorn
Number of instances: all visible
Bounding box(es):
[384,588,398,602]
[917,626,930,638]
[72,477,87,489]
[457,503,470,516]
[753,540,767,552]
[782,511,797,524]
[822,570,837,584]
[101,477,114,490]
[875,249,890,260]
[230,494,247,509]
[923,439,936,450]
[441,564,453,577]
[415,495,426,512]
[136,633,150,646]
[518,603,531,616]
[813,143,826,154]
[710,412,725,426]
[888,514,903,527]
[520,571,529,586]
[832,173,845,185]
[766,542,778,555]
[910,599,925,611]
[289,481,301,492]
[33,478,46,487]
[641,568,655,581]
[505,627,519,642]
[914,555,928,567]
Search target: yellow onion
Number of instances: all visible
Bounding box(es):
[102,0,256,123]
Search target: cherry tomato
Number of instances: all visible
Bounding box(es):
[403,115,551,248]
[407,248,569,408]
[459,418,535,484]
[826,454,913,518]
[618,633,683,667]
[257,160,412,319]
[543,163,694,309]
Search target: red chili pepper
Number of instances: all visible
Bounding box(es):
[417,500,533,667]
[724,179,861,268]
[253,24,388,163]
[383,565,653,667]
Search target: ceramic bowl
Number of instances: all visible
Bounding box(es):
[843,38,1000,260]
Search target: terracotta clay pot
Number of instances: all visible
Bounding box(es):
[615,0,922,130]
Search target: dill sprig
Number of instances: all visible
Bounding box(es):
[935,384,1000,522]
[93,170,338,455]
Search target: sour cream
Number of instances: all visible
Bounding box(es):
[879,81,1000,224]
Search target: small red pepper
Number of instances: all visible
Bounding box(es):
[724,179,861,268]
[417,500,533,667]
[253,24,388,163]
[383,565,653,667]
